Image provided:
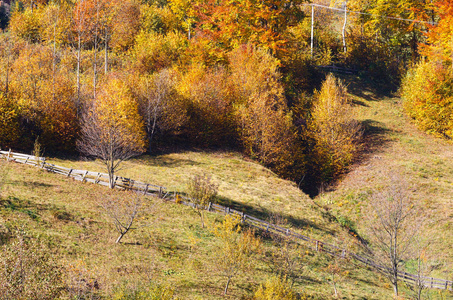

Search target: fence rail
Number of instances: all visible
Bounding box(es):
[2,150,452,291]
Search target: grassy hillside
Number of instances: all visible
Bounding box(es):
[317,75,453,289]
[1,75,452,299]
[2,151,403,299]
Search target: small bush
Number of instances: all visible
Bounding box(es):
[112,281,175,300]
[254,275,304,300]
[187,173,218,228]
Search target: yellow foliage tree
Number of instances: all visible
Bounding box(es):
[176,64,236,145]
[0,93,21,150]
[228,45,302,178]
[77,75,146,188]
[212,215,261,296]
[309,74,362,183]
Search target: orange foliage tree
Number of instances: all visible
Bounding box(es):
[229,44,303,178]
[401,0,453,139]
[188,0,304,63]
[8,44,78,152]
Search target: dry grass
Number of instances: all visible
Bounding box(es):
[317,75,453,295]
[1,75,452,299]
[1,154,400,299]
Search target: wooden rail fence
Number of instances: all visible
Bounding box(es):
[1,150,452,292]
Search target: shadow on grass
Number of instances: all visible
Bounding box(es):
[215,195,335,237]
[356,119,393,161]
[132,155,202,168]
[1,196,41,220]
[338,74,397,101]
[21,181,54,188]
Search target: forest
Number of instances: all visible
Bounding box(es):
[0,0,453,298]
[0,0,451,193]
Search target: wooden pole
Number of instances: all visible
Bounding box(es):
[342,1,348,53]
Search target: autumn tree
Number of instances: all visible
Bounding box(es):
[9,5,42,43]
[421,0,453,65]
[176,64,236,145]
[213,215,261,295]
[308,74,362,184]
[77,75,146,188]
[192,0,304,57]
[364,174,423,297]
[229,44,303,178]
[137,68,183,152]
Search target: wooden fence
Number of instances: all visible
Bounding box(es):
[1,150,452,291]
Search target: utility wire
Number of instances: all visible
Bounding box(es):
[303,3,437,25]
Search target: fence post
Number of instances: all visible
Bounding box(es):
[316,241,319,252]
[68,169,73,177]
[7,148,11,161]
[144,184,149,195]
[207,202,212,212]
[82,170,89,182]
[159,187,163,198]
[95,173,101,184]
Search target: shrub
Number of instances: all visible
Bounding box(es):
[254,276,303,300]
[401,61,453,139]
[112,281,175,300]
[187,173,218,228]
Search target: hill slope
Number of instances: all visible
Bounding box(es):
[319,75,453,284]
[1,75,452,299]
